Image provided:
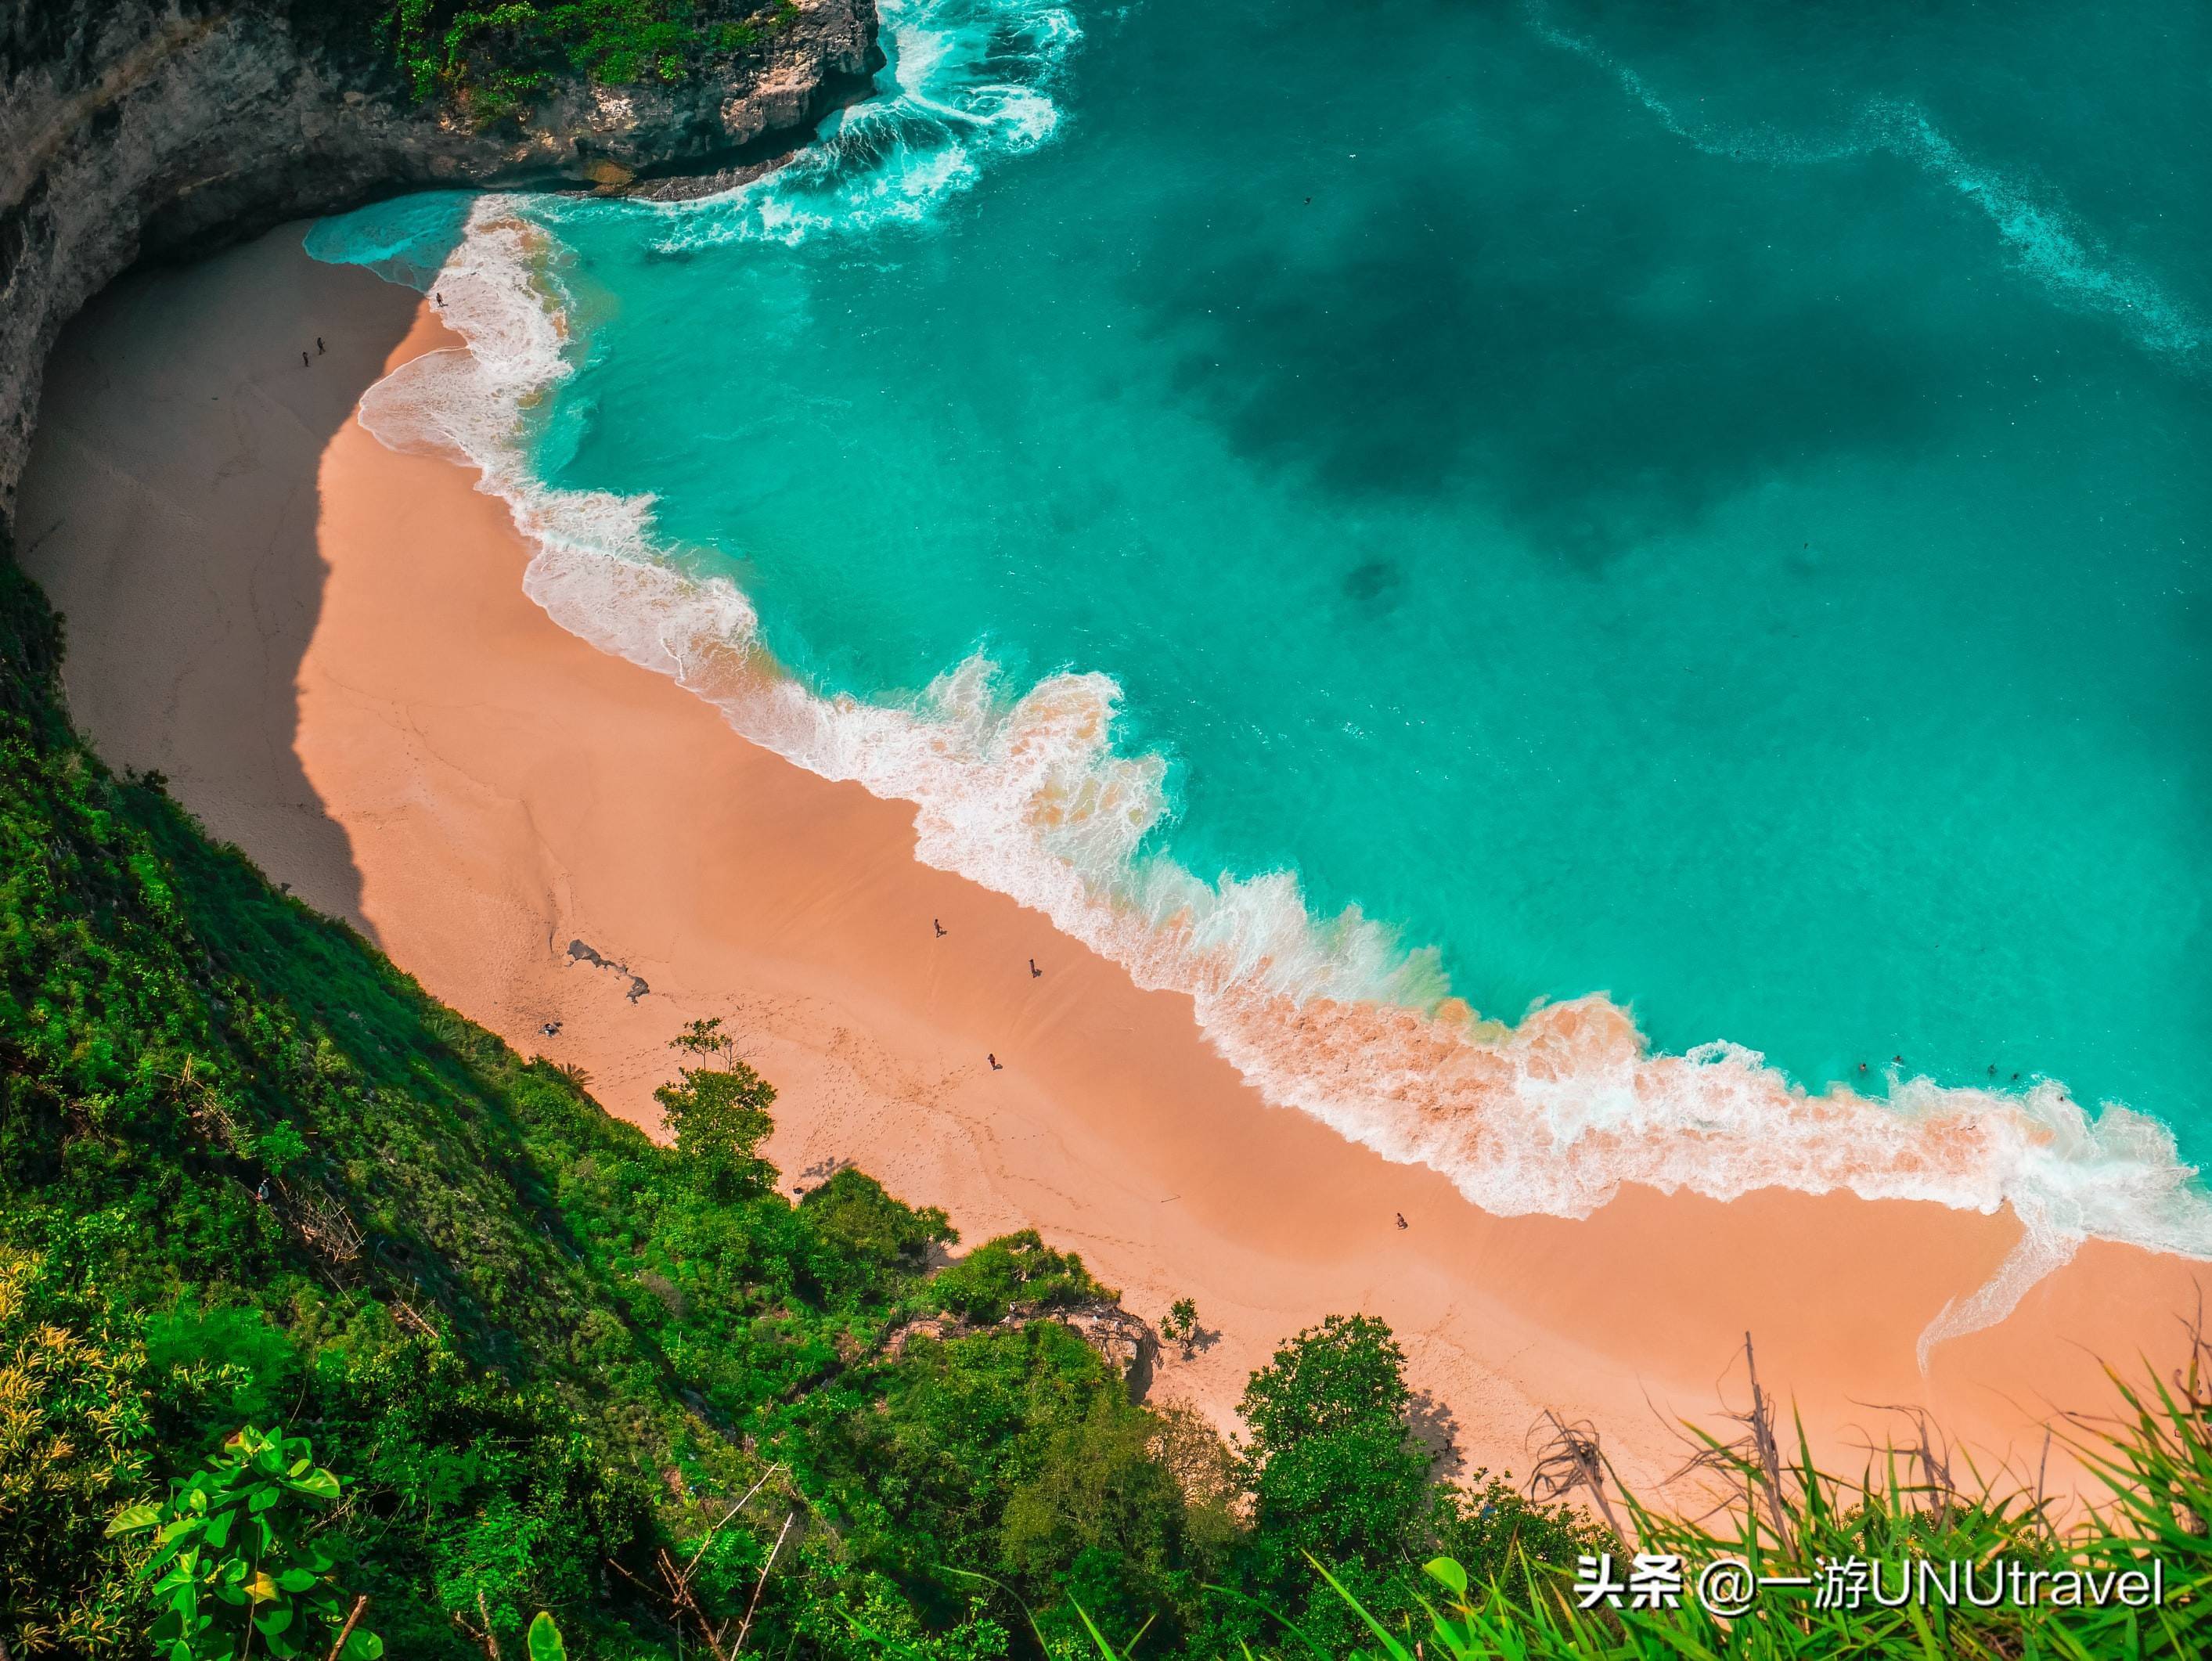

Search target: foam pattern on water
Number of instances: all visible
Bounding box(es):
[1523,2,2206,366]
[308,3,2212,1361]
[593,0,1079,250]
[302,192,479,290]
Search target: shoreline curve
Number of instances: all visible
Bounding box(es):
[19,219,2212,1501]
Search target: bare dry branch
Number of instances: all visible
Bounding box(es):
[325,1595,369,1661]
[1527,1408,1630,1546]
[682,1464,788,1580]
[734,1511,797,1655]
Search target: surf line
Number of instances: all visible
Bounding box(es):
[309,14,2212,1367]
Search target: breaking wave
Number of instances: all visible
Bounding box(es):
[308,0,2212,1364]
[630,0,1077,248]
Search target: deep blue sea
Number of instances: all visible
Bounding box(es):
[310,0,2212,1270]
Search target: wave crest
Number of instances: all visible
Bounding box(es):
[308,2,2212,1364]
[604,0,1079,249]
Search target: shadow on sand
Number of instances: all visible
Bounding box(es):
[16,222,443,939]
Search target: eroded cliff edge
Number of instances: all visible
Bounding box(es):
[0,0,881,517]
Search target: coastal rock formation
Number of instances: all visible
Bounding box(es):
[0,0,881,515]
[885,1303,1163,1397]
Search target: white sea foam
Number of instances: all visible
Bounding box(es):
[326,0,2212,1371]
[1522,2,2206,368]
[610,0,1079,250]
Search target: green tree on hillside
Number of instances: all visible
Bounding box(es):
[1238,1314,1431,1566]
[1231,1314,1433,1646]
[656,1017,777,1199]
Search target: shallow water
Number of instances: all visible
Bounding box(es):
[309,0,2212,1265]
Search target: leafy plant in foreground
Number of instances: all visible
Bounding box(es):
[1282,1360,2212,1661]
[526,1609,568,1659]
[106,1426,383,1661]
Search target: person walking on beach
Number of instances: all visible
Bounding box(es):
[988,1054,1002,1071]
[316,337,326,355]
[301,350,311,368]
[1395,1212,1407,1230]
[1029,957,1041,978]
[934,918,946,937]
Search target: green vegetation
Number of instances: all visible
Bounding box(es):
[0,540,1593,1655]
[860,1352,2212,1661]
[106,1426,383,1660]
[2,512,2210,1660]
[1275,1346,2212,1659]
[381,0,803,121]
[1157,1301,1198,1360]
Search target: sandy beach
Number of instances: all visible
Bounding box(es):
[21,223,2210,1502]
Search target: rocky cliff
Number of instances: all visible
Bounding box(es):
[0,0,880,517]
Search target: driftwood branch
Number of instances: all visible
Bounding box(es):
[1528,1407,1630,1546]
[607,1466,802,1659]
[1742,1334,1794,1551]
[681,1464,787,1580]
[656,1545,735,1661]
[1662,1332,1804,1552]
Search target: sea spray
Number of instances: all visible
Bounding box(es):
[626,0,1078,249]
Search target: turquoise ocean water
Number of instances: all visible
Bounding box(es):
[310,0,2212,1277]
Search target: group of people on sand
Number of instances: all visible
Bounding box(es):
[935,916,1038,1072]
[937,914,1420,1235]
[299,292,447,369]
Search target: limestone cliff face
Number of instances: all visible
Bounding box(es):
[0,0,880,515]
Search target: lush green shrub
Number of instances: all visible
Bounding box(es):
[1237,1315,1432,1564]
[106,1425,384,1661]
[0,1246,154,1653]
[383,0,802,122]
[928,1231,1113,1326]
[802,1170,957,1304]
